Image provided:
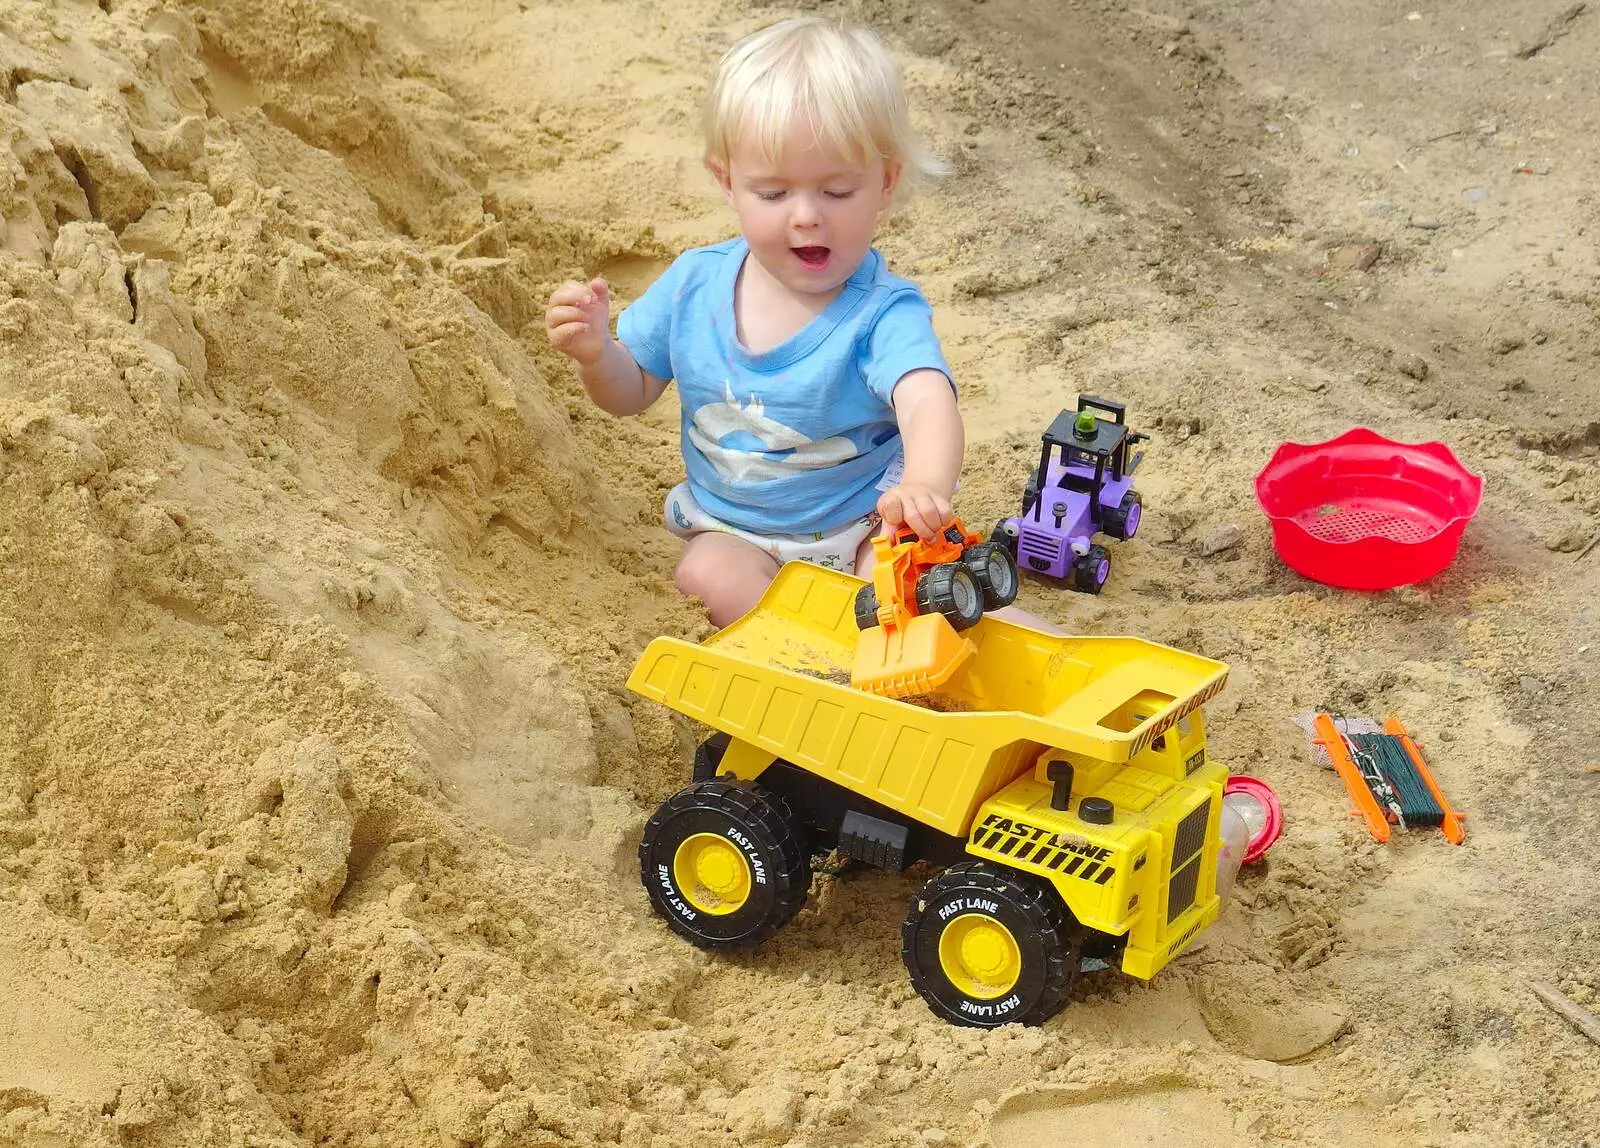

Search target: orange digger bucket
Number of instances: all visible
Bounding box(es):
[852,611,976,698]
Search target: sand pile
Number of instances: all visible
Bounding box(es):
[1,0,1596,1145]
[0,1,693,1143]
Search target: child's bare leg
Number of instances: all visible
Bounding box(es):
[852,536,1064,635]
[852,534,878,578]
[675,533,781,627]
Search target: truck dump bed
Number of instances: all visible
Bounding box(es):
[629,563,1228,838]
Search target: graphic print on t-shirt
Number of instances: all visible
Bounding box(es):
[688,382,860,486]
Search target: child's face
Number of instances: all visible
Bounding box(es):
[713,123,900,299]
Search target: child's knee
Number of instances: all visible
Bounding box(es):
[674,538,768,600]
[674,538,779,625]
[673,545,718,601]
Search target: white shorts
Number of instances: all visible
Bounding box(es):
[663,482,881,574]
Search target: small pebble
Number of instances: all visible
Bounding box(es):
[1328,243,1382,271]
[1462,187,1490,204]
[1362,199,1398,216]
[1200,524,1244,556]
[1411,216,1443,229]
[1397,354,1430,381]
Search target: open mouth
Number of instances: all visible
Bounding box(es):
[792,246,830,270]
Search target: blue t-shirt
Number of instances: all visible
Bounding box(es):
[616,238,951,534]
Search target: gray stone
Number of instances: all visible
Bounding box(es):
[1200,524,1244,556]
[1397,354,1430,381]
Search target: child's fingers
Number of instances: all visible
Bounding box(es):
[546,305,592,328]
[876,490,904,529]
[547,320,594,348]
[903,498,938,539]
[589,277,610,306]
[549,280,592,305]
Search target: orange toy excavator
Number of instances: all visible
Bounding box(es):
[850,518,1020,698]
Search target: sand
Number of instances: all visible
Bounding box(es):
[0,0,1596,1144]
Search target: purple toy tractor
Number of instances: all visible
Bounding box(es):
[993,396,1147,594]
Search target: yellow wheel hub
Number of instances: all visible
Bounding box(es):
[674,833,752,915]
[938,913,1022,999]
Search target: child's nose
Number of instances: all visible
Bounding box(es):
[790,194,821,227]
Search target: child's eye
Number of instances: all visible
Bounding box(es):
[754,190,786,202]
[825,189,857,200]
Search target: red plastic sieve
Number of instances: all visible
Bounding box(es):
[1254,428,1482,590]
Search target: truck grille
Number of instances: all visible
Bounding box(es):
[1167,856,1201,923]
[1019,532,1064,569]
[1166,796,1212,923]
[1172,797,1210,868]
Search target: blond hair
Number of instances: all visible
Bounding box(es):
[704,17,943,186]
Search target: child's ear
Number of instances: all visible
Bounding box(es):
[880,160,903,204]
[707,158,736,207]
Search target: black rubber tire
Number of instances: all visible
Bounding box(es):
[991,519,1019,562]
[901,862,1080,1028]
[639,780,811,949]
[1101,490,1143,541]
[854,583,880,630]
[962,542,1020,611]
[1072,544,1111,595]
[915,562,985,631]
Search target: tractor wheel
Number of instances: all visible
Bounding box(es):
[639,780,811,949]
[915,562,985,631]
[991,519,1020,562]
[962,542,1020,611]
[854,583,880,630]
[1102,491,1143,541]
[901,862,1080,1028]
[1072,545,1110,595]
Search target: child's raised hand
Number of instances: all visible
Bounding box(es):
[877,482,953,541]
[545,277,611,365]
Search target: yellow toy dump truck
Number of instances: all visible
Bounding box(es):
[628,563,1230,1028]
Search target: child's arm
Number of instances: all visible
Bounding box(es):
[877,369,964,539]
[546,278,669,416]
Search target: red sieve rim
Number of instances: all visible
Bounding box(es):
[1225,775,1283,865]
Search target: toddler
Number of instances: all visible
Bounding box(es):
[547,17,962,627]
